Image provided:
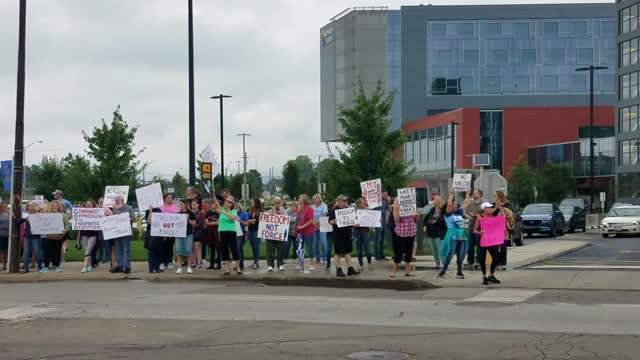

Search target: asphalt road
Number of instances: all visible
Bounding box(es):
[1,281,639,359]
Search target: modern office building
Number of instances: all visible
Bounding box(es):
[617,0,640,202]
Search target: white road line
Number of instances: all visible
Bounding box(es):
[530,265,640,269]
[461,289,542,303]
[0,305,52,320]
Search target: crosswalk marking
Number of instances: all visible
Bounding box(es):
[462,289,541,303]
[0,305,52,320]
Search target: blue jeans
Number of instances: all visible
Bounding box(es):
[300,234,314,261]
[374,225,387,259]
[148,248,160,272]
[24,235,43,271]
[355,230,372,267]
[248,230,261,265]
[237,235,246,269]
[442,239,467,274]
[467,227,479,265]
[96,239,111,264]
[312,230,327,262]
[115,236,132,270]
[285,235,295,260]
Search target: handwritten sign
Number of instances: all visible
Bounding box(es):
[480,215,506,247]
[257,213,290,241]
[34,195,44,208]
[100,213,132,240]
[29,213,64,235]
[135,183,164,211]
[72,208,103,231]
[356,209,382,228]
[150,213,188,238]
[397,187,417,217]
[360,179,382,209]
[319,216,333,233]
[200,144,215,163]
[335,207,357,228]
[103,186,129,208]
[453,174,472,192]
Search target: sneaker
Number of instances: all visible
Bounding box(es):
[187,267,193,274]
[268,266,274,272]
[109,267,121,273]
[197,265,202,270]
[40,267,49,273]
[336,268,346,278]
[483,277,489,285]
[250,263,259,270]
[86,266,93,273]
[464,263,474,270]
[278,265,285,271]
[326,263,331,270]
[202,259,208,265]
[80,267,88,273]
[437,271,445,278]
[309,265,315,271]
[456,272,465,279]
[176,267,183,274]
[488,275,501,284]
[56,266,63,273]
[159,263,166,271]
[500,265,507,271]
[347,267,360,276]
[167,263,174,270]
[123,268,131,274]
[357,266,364,272]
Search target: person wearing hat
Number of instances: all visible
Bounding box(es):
[328,195,359,277]
[473,202,502,285]
[51,190,73,214]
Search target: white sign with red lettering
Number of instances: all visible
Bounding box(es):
[72,208,103,231]
[360,179,382,209]
[257,213,290,241]
[150,213,188,238]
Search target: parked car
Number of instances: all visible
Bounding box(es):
[521,203,565,237]
[612,202,633,209]
[559,206,587,233]
[560,198,589,211]
[601,206,640,238]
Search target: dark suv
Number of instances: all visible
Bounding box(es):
[522,204,566,237]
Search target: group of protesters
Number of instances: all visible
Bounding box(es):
[2,184,514,285]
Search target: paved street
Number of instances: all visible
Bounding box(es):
[1,281,639,359]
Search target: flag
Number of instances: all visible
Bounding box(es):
[296,233,305,272]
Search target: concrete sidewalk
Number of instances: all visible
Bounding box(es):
[0,240,589,289]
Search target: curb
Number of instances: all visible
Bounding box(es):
[508,242,590,270]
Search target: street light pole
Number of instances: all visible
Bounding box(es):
[23,140,43,197]
[576,65,607,214]
[187,0,196,186]
[210,94,231,189]
[237,133,251,205]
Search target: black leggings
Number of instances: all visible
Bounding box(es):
[392,235,414,264]
[161,237,175,265]
[478,245,500,276]
[220,231,239,261]
[43,238,63,268]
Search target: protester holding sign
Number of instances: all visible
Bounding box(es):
[17,201,43,273]
[492,191,517,270]
[144,206,163,273]
[311,194,328,268]
[159,193,180,271]
[204,204,221,270]
[296,194,316,271]
[465,190,484,271]
[76,199,101,273]
[473,203,503,286]
[43,200,71,273]
[191,200,207,270]
[423,196,447,270]
[109,196,135,274]
[354,198,373,272]
[328,195,359,278]
[174,200,196,275]
[439,191,472,279]
[285,202,298,263]
[266,197,288,272]
[247,198,263,270]
[390,197,419,278]
[212,195,241,275]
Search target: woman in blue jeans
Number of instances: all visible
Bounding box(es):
[247,198,263,269]
[354,198,373,271]
[311,194,328,267]
[109,195,135,274]
[439,191,471,280]
[20,201,43,273]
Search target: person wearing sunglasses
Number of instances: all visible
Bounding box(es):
[212,195,241,275]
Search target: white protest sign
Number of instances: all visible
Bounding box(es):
[257,213,290,241]
[71,208,103,231]
[99,213,132,240]
[200,144,215,163]
[150,213,188,238]
[335,207,357,228]
[319,216,333,233]
[453,174,472,192]
[29,213,64,235]
[398,187,417,217]
[34,195,44,208]
[103,186,129,208]
[356,209,382,228]
[135,183,164,211]
[360,179,382,209]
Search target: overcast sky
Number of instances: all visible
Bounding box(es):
[0,0,610,181]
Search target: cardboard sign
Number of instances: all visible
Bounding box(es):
[360,179,382,209]
[397,187,417,217]
[257,212,290,241]
[100,213,132,240]
[335,207,357,228]
[103,186,129,208]
[150,213,188,238]
[319,216,333,233]
[356,209,382,228]
[453,174,472,192]
[135,183,164,211]
[29,213,64,235]
[72,208,103,231]
[480,215,506,247]
[200,144,215,163]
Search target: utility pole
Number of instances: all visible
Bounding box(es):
[236,160,242,175]
[187,0,196,186]
[210,94,231,188]
[9,0,27,273]
[237,133,251,204]
[317,155,322,195]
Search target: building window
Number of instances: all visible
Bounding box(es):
[621,37,639,67]
[572,22,587,37]
[436,50,452,65]
[515,23,529,38]
[486,76,501,93]
[577,48,593,65]
[487,23,501,39]
[550,48,565,64]
[621,71,639,100]
[431,77,446,94]
[621,139,640,165]
[601,21,616,37]
[621,4,639,35]
[572,74,586,92]
[521,49,536,65]
[493,49,508,65]
[543,75,558,92]
[514,76,529,92]
[446,79,460,95]
[544,22,559,37]
[480,111,503,172]
[460,77,473,93]
[432,24,446,39]
[619,173,640,199]
[600,74,615,91]
[464,50,479,65]
[457,23,474,39]
[620,105,639,133]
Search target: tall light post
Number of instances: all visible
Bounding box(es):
[237,133,251,204]
[211,94,231,189]
[187,0,196,186]
[23,140,43,196]
[576,65,607,213]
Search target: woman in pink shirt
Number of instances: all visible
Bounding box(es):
[296,194,316,271]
